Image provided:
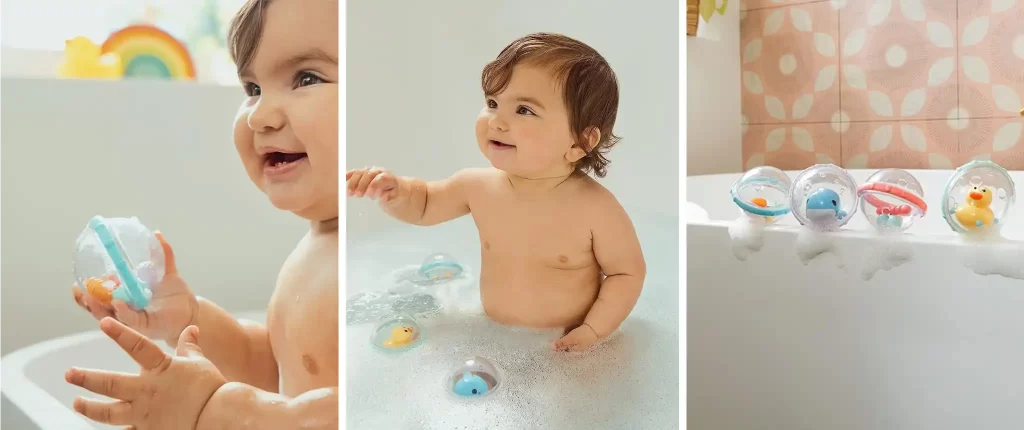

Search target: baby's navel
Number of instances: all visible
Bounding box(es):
[558,255,569,263]
[302,354,319,375]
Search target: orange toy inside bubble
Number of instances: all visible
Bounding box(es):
[84,277,115,304]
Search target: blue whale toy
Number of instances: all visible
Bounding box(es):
[806,188,847,220]
[453,372,489,397]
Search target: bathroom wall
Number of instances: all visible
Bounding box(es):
[739,0,1024,171]
[688,0,743,175]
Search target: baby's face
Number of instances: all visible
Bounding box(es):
[476,65,581,178]
[233,0,339,221]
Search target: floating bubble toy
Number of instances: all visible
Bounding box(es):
[72,216,165,309]
[857,169,928,233]
[730,166,792,223]
[371,313,423,353]
[941,160,1016,234]
[789,164,860,232]
[447,356,501,398]
[417,253,464,282]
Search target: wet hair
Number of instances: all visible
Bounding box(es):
[227,0,270,74]
[482,33,621,178]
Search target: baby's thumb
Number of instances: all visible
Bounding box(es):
[154,232,178,276]
[112,300,148,330]
[175,326,204,358]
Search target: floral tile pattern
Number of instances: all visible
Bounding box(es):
[742,123,841,170]
[957,117,1024,167]
[840,120,959,169]
[740,1,840,124]
[741,0,829,11]
[740,0,1024,170]
[957,0,1024,119]
[838,0,959,122]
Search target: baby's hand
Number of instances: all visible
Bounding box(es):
[66,318,226,429]
[346,167,399,203]
[71,232,198,347]
[553,323,600,352]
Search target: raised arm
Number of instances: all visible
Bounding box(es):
[582,192,647,338]
[384,168,478,225]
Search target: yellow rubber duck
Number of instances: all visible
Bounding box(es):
[382,325,415,348]
[954,185,995,230]
[58,37,123,79]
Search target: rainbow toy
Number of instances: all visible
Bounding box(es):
[101,25,196,80]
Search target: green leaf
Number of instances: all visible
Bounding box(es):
[699,0,716,21]
[716,0,729,15]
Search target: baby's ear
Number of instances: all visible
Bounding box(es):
[565,127,601,163]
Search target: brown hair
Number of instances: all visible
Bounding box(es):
[482,33,621,178]
[227,0,269,73]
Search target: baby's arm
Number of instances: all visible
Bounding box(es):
[583,192,647,338]
[382,168,483,226]
[192,298,279,392]
[197,384,337,430]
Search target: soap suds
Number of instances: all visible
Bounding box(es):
[728,216,766,261]
[860,237,913,281]
[959,236,1024,280]
[795,229,843,267]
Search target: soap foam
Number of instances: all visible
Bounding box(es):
[860,237,913,281]
[728,216,766,261]
[958,237,1024,280]
[795,229,843,267]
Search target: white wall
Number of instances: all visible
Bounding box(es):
[0,78,308,355]
[346,0,680,237]
[686,5,741,175]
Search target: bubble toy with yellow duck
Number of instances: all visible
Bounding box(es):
[941,160,1016,237]
[371,314,423,353]
[59,25,196,80]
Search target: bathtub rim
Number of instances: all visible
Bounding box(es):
[1,330,103,429]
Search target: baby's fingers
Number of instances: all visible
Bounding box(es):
[367,173,396,200]
[346,171,364,195]
[111,300,150,331]
[355,167,382,197]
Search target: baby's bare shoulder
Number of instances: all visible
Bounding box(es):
[569,175,630,226]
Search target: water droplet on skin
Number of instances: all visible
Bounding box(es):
[970,176,982,186]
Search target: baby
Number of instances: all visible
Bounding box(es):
[66,0,339,428]
[347,33,646,352]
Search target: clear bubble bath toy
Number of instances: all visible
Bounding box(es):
[857,169,928,233]
[789,164,860,232]
[371,313,423,353]
[447,356,501,398]
[730,166,792,223]
[941,160,1016,235]
[72,216,165,309]
[417,252,464,282]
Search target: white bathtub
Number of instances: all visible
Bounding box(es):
[0,311,267,430]
[346,213,679,429]
[687,169,1024,430]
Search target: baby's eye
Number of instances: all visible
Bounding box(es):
[296,71,324,88]
[243,82,261,97]
[516,106,535,115]
[486,99,497,109]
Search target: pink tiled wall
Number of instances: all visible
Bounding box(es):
[739,0,1024,171]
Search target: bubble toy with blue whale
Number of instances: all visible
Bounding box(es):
[789,164,860,232]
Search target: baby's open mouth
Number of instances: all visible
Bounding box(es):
[264,151,308,168]
[489,140,515,149]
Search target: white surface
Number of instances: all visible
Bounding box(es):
[686,4,741,176]
[687,169,1024,429]
[346,217,679,429]
[346,0,679,237]
[1,77,307,425]
[0,311,267,429]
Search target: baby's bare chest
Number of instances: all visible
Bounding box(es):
[472,199,596,269]
[267,235,339,392]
